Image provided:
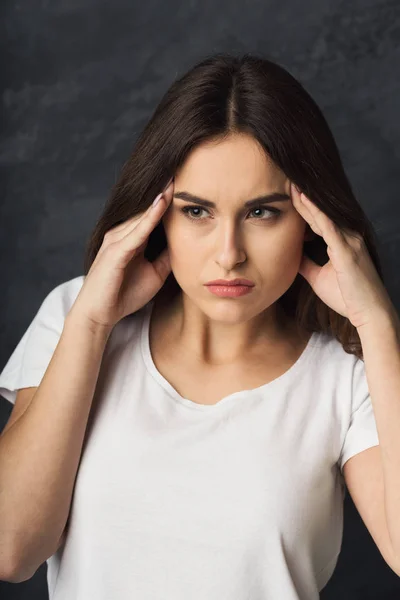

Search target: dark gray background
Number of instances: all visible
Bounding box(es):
[1,0,400,598]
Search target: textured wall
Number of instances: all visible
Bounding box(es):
[1,0,400,598]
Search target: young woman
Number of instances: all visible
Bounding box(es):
[0,52,395,599]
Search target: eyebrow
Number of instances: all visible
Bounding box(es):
[172,191,291,209]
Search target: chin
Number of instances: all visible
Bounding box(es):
[202,296,265,321]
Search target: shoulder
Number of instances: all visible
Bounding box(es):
[310,330,368,408]
[40,275,85,309]
[304,329,363,391]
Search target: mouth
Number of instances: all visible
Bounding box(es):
[205,278,255,287]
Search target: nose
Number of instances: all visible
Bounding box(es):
[214,221,247,270]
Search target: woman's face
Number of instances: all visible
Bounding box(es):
[162,133,311,323]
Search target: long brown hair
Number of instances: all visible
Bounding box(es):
[83,51,385,361]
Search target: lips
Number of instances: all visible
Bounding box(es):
[205,279,255,286]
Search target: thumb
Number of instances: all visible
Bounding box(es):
[152,246,172,281]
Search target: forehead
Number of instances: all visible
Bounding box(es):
[175,134,287,192]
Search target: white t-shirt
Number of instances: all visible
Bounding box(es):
[0,275,380,599]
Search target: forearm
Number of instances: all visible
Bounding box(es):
[357,307,400,557]
[0,311,112,581]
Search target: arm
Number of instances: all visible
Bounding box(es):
[357,309,400,561]
[0,310,112,582]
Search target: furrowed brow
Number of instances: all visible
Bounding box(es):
[173,191,291,209]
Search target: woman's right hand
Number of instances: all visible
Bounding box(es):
[69,178,175,332]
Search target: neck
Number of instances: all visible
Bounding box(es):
[153,288,299,367]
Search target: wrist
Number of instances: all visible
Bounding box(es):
[65,308,114,340]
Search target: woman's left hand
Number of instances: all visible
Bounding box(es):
[290,182,395,330]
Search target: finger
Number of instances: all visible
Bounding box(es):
[119,190,171,253]
[92,205,152,269]
[93,179,175,269]
[290,183,324,237]
[162,178,175,198]
[291,184,355,256]
[106,178,175,239]
[299,195,347,251]
[106,198,156,238]
[102,200,168,271]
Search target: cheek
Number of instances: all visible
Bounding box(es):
[276,235,305,276]
[257,228,305,275]
[162,215,198,261]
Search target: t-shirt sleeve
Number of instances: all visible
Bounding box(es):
[338,356,380,474]
[0,276,85,405]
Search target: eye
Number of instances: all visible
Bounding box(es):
[180,205,281,222]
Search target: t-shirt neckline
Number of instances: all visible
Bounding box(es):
[140,299,319,412]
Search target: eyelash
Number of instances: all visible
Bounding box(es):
[180,205,281,222]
